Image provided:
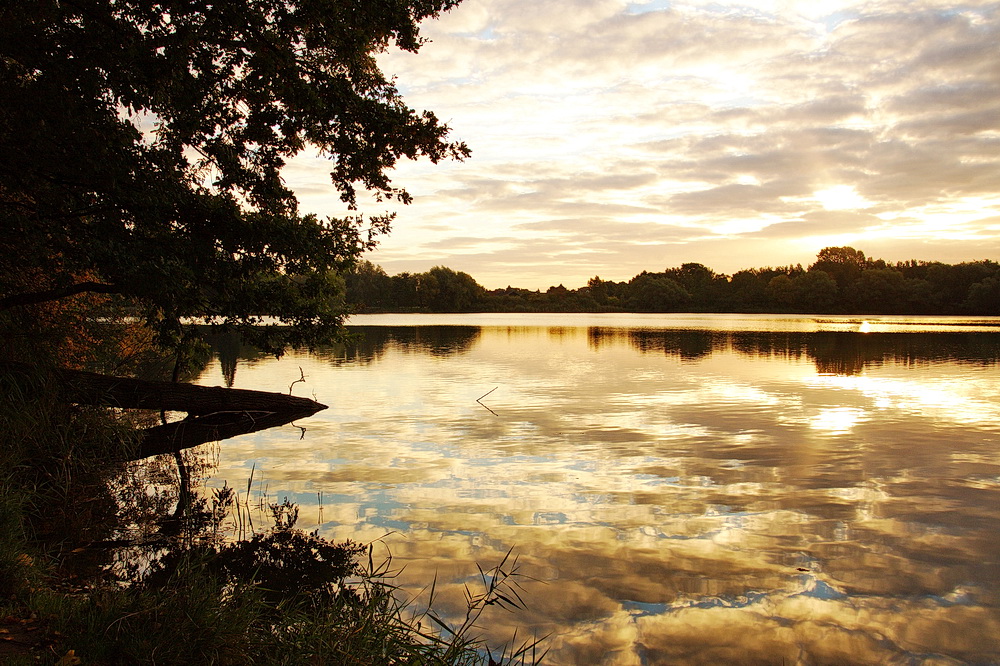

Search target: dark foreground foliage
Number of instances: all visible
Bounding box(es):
[23,526,542,665]
[0,363,543,666]
[54,533,541,665]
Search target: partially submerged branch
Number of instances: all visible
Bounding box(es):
[1,362,326,415]
[138,409,319,459]
[1,362,328,459]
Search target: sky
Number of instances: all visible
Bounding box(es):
[284,0,1000,290]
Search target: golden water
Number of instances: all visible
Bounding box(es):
[197,314,1000,664]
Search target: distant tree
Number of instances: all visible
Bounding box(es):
[729,269,767,312]
[667,263,715,287]
[905,278,936,313]
[627,273,690,311]
[664,263,721,307]
[965,277,1000,315]
[602,279,630,308]
[926,261,1000,313]
[794,270,839,312]
[766,274,797,310]
[0,0,468,354]
[852,268,909,313]
[389,272,421,309]
[587,277,610,305]
[485,286,542,312]
[351,250,994,316]
[810,247,868,291]
[345,261,392,311]
[421,266,485,312]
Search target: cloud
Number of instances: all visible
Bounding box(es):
[283,0,1000,288]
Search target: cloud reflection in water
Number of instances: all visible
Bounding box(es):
[199,316,1000,664]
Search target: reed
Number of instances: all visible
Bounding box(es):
[32,530,544,665]
[0,348,544,664]
[0,377,544,664]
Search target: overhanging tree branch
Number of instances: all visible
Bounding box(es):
[0,0,469,352]
[0,281,122,311]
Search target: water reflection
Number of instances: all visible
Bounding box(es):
[197,316,1000,664]
[315,325,482,365]
[205,326,481,384]
[588,328,1000,374]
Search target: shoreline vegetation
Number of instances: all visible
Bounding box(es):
[345,247,1000,316]
[0,348,544,665]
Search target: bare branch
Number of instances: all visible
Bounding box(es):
[0,281,121,311]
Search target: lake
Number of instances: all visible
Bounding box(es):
[195,313,1000,664]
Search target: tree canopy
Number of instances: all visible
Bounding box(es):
[344,248,1000,316]
[0,0,468,353]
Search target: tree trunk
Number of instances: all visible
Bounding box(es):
[1,361,327,415]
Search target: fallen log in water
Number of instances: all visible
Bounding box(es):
[2,361,328,458]
[0,361,327,415]
[137,409,317,459]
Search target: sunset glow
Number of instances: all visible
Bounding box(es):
[282,0,999,289]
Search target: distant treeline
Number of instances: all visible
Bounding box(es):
[345,246,1000,315]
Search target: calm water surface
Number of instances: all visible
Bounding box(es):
[197,314,1000,664]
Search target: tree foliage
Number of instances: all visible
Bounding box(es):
[0,0,468,354]
[627,273,690,311]
[344,248,1000,316]
[811,246,868,289]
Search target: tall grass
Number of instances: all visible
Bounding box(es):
[0,362,141,661]
[0,365,545,664]
[0,365,141,546]
[34,528,544,665]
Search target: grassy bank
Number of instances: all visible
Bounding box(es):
[0,363,543,665]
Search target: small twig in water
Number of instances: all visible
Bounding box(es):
[289,366,306,395]
[477,386,499,417]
